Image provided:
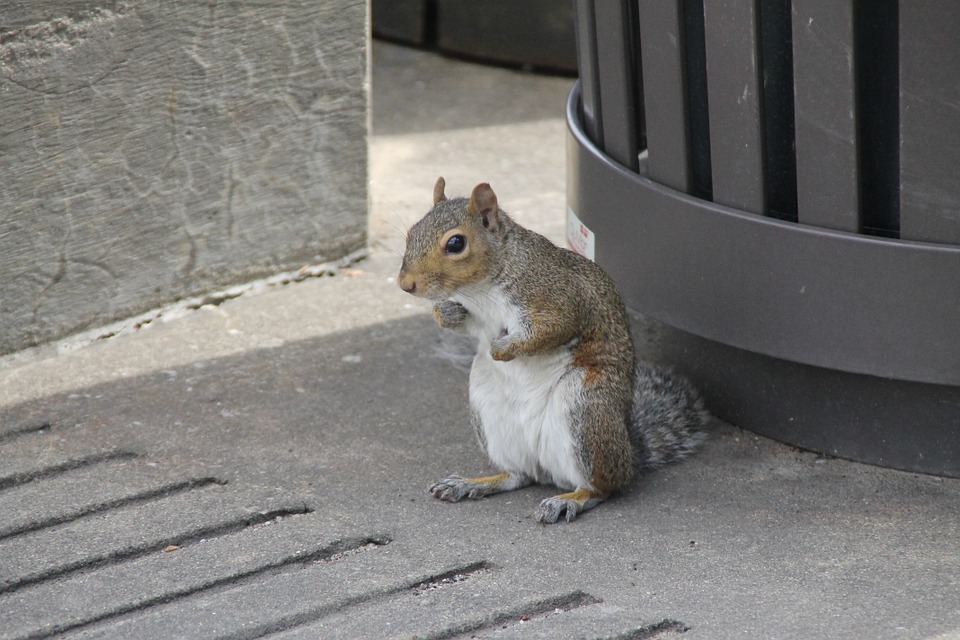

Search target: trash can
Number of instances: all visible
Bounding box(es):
[567,0,960,476]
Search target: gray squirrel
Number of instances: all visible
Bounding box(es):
[398,178,708,523]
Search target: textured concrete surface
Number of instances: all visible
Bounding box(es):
[1,41,959,640]
[0,1,367,355]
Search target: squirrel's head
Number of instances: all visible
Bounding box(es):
[398,177,503,299]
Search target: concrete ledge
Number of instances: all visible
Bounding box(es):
[0,1,367,355]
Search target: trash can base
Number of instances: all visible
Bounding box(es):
[633,314,960,478]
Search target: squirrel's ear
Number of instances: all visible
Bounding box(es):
[468,183,500,231]
[433,177,447,206]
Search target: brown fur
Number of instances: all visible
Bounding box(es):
[571,336,608,387]
[555,487,607,505]
[465,471,511,485]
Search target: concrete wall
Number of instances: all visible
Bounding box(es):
[0,1,368,355]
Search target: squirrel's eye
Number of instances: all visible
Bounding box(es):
[445,234,466,255]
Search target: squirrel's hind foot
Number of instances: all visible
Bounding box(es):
[429,471,532,502]
[429,475,474,502]
[535,488,608,524]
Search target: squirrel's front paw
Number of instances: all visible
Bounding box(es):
[433,300,468,330]
[489,336,518,361]
[429,476,472,502]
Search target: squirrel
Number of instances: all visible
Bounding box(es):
[398,178,708,523]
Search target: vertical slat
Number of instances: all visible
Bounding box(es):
[638,0,691,192]
[633,5,647,155]
[792,0,859,232]
[758,0,796,222]
[683,0,713,200]
[574,0,603,147]
[855,0,899,238]
[594,0,640,172]
[702,0,765,214]
[899,2,960,245]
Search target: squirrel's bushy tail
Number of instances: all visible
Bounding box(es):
[628,361,710,473]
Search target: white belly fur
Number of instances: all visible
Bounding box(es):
[451,285,587,490]
[470,348,587,490]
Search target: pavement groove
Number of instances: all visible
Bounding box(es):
[0,484,310,595]
[64,546,491,640]
[2,524,388,640]
[0,468,222,539]
[0,450,138,491]
[269,580,600,640]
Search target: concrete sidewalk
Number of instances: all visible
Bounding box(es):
[2,42,959,640]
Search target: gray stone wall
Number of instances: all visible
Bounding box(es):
[0,1,367,355]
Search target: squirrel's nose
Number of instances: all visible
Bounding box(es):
[398,272,416,294]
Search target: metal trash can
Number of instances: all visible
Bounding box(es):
[567,0,960,476]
